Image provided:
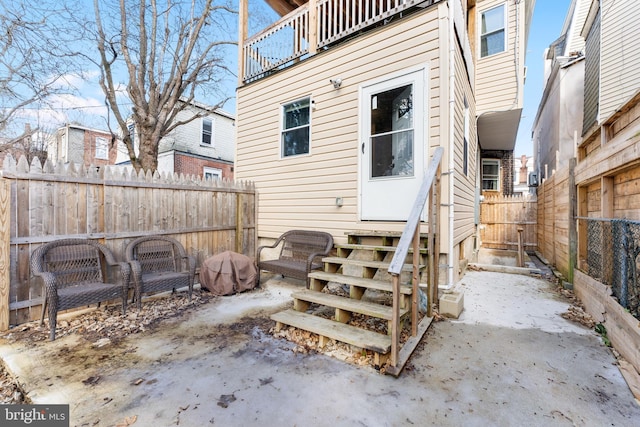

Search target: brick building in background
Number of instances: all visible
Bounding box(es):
[47,124,118,167]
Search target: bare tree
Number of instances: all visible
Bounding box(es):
[92,0,236,173]
[0,2,73,135]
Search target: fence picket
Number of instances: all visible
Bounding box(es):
[0,155,256,328]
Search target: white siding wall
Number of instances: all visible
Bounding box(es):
[599,0,640,123]
[68,128,86,164]
[161,108,235,162]
[475,0,524,113]
[236,6,446,243]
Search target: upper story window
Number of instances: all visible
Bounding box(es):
[95,136,108,160]
[482,159,500,191]
[480,4,506,58]
[201,117,213,146]
[281,97,310,157]
[127,123,136,146]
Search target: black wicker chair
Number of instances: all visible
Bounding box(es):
[125,236,196,309]
[30,239,131,340]
[257,230,333,288]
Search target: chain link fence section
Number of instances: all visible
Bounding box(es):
[586,218,640,320]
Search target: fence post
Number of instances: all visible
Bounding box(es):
[0,178,10,331]
[568,158,577,282]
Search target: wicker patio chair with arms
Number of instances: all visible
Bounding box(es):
[30,238,131,341]
[125,236,196,309]
[257,230,334,288]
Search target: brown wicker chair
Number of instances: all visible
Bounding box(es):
[257,230,333,288]
[30,238,131,341]
[125,236,195,309]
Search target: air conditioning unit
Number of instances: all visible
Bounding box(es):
[528,172,539,187]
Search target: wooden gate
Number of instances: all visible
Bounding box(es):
[480,194,537,251]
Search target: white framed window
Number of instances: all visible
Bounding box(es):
[480,4,506,58]
[95,137,108,160]
[281,97,311,157]
[127,123,135,145]
[201,117,213,146]
[482,159,500,191]
[203,167,222,180]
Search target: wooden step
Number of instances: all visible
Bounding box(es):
[271,309,391,354]
[292,289,409,320]
[336,244,428,254]
[322,256,424,271]
[308,271,413,294]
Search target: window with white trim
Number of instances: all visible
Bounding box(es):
[480,4,506,57]
[203,167,222,180]
[95,136,108,160]
[201,117,213,146]
[127,123,135,145]
[281,97,310,157]
[482,159,500,191]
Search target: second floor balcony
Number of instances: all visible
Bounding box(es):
[239,0,440,84]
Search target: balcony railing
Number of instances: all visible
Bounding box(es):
[242,0,437,83]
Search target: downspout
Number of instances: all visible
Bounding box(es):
[446,0,456,290]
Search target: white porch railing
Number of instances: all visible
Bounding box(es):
[242,6,310,82]
[317,0,429,47]
[242,0,438,82]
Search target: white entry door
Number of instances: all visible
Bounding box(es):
[360,69,426,221]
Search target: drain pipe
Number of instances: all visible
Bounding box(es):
[445,0,456,290]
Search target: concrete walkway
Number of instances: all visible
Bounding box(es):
[1,271,639,426]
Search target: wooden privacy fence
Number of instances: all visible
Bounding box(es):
[536,159,576,281]
[0,155,257,330]
[479,194,537,251]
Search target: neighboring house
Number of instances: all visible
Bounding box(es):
[235,0,534,287]
[0,124,48,166]
[532,0,588,183]
[476,0,534,196]
[47,124,118,167]
[576,0,640,222]
[513,154,534,195]
[117,102,235,180]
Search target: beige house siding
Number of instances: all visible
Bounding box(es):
[475,0,523,114]
[236,6,445,243]
[453,39,478,246]
[599,0,640,123]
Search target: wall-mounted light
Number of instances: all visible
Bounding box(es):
[335,197,344,207]
[329,78,342,89]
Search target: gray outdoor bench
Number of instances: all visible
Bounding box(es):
[125,236,196,309]
[257,230,333,288]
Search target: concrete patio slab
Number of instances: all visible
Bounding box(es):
[1,271,639,426]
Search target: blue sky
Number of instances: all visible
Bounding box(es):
[9,0,572,150]
[515,0,572,157]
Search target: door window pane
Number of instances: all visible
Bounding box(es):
[370,85,414,178]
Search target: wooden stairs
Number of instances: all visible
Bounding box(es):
[271,231,434,375]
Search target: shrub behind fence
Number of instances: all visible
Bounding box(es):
[0,155,256,329]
